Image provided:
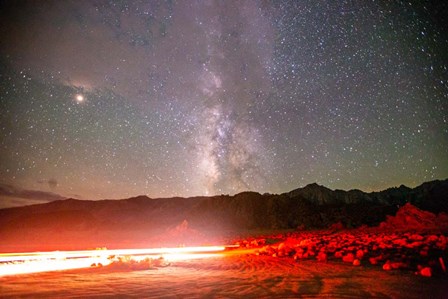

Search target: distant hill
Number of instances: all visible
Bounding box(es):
[0,179,446,251]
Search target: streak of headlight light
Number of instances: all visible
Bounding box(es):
[0,245,233,276]
[0,257,112,276]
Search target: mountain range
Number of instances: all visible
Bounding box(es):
[0,179,446,251]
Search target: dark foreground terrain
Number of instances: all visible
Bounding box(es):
[1,255,447,298]
[1,226,448,298]
[2,202,448,298]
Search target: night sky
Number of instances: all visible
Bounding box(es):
[0,0,447,205]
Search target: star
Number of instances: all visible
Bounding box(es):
[75,94,84,103]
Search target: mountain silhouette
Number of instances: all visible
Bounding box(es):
[0,179,446,251]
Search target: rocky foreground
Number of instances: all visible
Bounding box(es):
[231,203,448,278]
[1,203,447,298]
[233,230,446,278]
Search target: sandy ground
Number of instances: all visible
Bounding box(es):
[1,249,447,298]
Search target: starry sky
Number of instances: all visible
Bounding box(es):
[0,0,447,205]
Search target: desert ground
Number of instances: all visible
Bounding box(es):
[1,228,448,298]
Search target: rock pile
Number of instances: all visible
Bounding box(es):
[232,204,448,278]
[237,230,447,277]
[379,203,448,230]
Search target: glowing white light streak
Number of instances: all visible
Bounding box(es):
[0,257,111,276]
[0,245,235,276]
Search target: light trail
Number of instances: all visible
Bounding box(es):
[0,245,238,276]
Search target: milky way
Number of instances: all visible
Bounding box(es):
[0,0,447,203]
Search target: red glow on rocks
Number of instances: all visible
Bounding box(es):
[231,205,448,278]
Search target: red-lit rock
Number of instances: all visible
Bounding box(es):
[420,267,432,277]
[379,203,438,230]
[317,252,327,262]
[407,241,422,248]
[383,262,392,271]
[409,234,424,241]
[390,262,407,270]
[343,253,355,263]
[427,235,439,243]
[436,236,447,250]
[355,249,364,259]
[277,242,286,251]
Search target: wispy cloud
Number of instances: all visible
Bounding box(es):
[0,183,66,209]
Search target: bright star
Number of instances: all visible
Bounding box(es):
[75,94,84,103]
